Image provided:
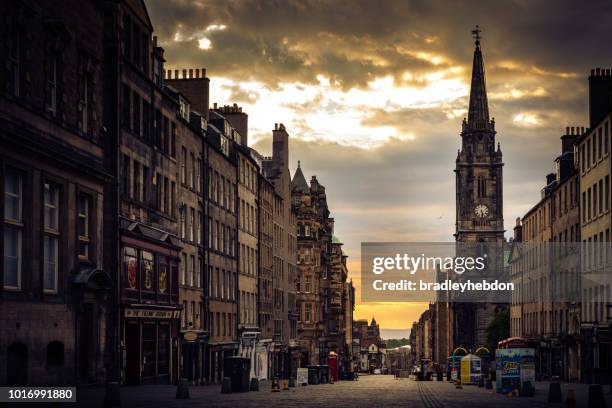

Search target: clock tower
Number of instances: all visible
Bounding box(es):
[452,27,505,350]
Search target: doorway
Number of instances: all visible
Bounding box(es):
[125,322,140,384]
[7,342,28,386]
[79,304,93,381]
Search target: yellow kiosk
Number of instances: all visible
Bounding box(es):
[460,354,482,385]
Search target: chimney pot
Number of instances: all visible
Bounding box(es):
[275,123,278,130]
[596,68,601,76]
[591,69,595,76]
[571,126,575,135]
[202,68,206,77]
[188,68,193,78]
[196,68,200,78]
[566,126,569,135]
[174,69,179,78]
[213,102,217,109]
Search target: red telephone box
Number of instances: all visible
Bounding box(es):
[328,352,339,382]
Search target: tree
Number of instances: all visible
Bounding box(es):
[486,307,510,353]
[385,338,410,349]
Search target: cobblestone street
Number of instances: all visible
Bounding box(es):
[61,374,612,408]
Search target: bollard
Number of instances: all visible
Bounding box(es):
[271,377,281,392]
[176,378,190,399]
[289,377,296,387]
[446,372,451,382]
[250,378,259,391]
[485,378,493,389]
[478,375,484,388]
[282,379,289,390]
[221,377,232,394]
[104,382,121,407]
[588,384,606,408]
[437,372,443,382]
[548,381,562,403]
[565,388,576,408]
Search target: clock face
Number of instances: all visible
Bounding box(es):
[475,204,489,218]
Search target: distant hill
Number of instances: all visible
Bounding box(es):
[380,328,411,340]
[385,338,410,349]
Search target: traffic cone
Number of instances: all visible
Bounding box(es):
[565,389,576,408]
[271,377,281,392]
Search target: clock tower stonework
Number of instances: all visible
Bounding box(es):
[452,28,505,350]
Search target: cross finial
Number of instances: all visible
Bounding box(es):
[298,160,301,168]
[472,25,482,46]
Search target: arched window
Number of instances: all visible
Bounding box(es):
[477,176,486,198]
[46,341,64,366]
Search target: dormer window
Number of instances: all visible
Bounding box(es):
[179,98,190,121]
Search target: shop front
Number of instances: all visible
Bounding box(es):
[207,342,239,384]
[181,330,208,384]
[119,232,182,385]
[122,306,180,385]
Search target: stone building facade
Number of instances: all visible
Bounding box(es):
[293,164,350,370]
[202,110,240,384]
[0,0,111,386]
[262,123,299,378]
[509,127,582,381]
[576,69,612,383]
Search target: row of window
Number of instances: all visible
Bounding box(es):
[122,83,182,160]
[207,267,237,302]
[3,167,92,292]
[240,199,257,235]
[515,308,570,337]
[240,290,257,326]
[582,284,611,323]
[583,229,612,271]
[210,311,236,338]
[7,19,96,136]
[123,247,176,298]
[182,299,204,330]
[179,252,201,289]
[180,147,201,192]
[582,175,610,224]
[209,169,235,212]
[579,120,611,173]
[239,157,258,193]
[239,243,257,276]
[180,207,201,245]
[208,218,236,256]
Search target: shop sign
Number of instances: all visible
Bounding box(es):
[125,308,179,319]
[184,331,198,342]
[297,368,308,385]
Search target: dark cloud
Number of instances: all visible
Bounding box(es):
[146,0,612,327]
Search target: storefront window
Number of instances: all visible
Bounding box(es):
[142,251,154,291]
[158,323,170,375]
[158,261,168,294]
[124,247,138,290]
[142,323,156,378]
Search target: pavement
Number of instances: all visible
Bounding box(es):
[41,374,612,408]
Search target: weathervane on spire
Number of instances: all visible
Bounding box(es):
[472,25,482,47]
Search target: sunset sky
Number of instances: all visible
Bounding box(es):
[146,0,612,337]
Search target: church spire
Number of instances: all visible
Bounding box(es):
[467,25,491,130]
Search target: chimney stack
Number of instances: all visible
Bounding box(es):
[589,67,612,128]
